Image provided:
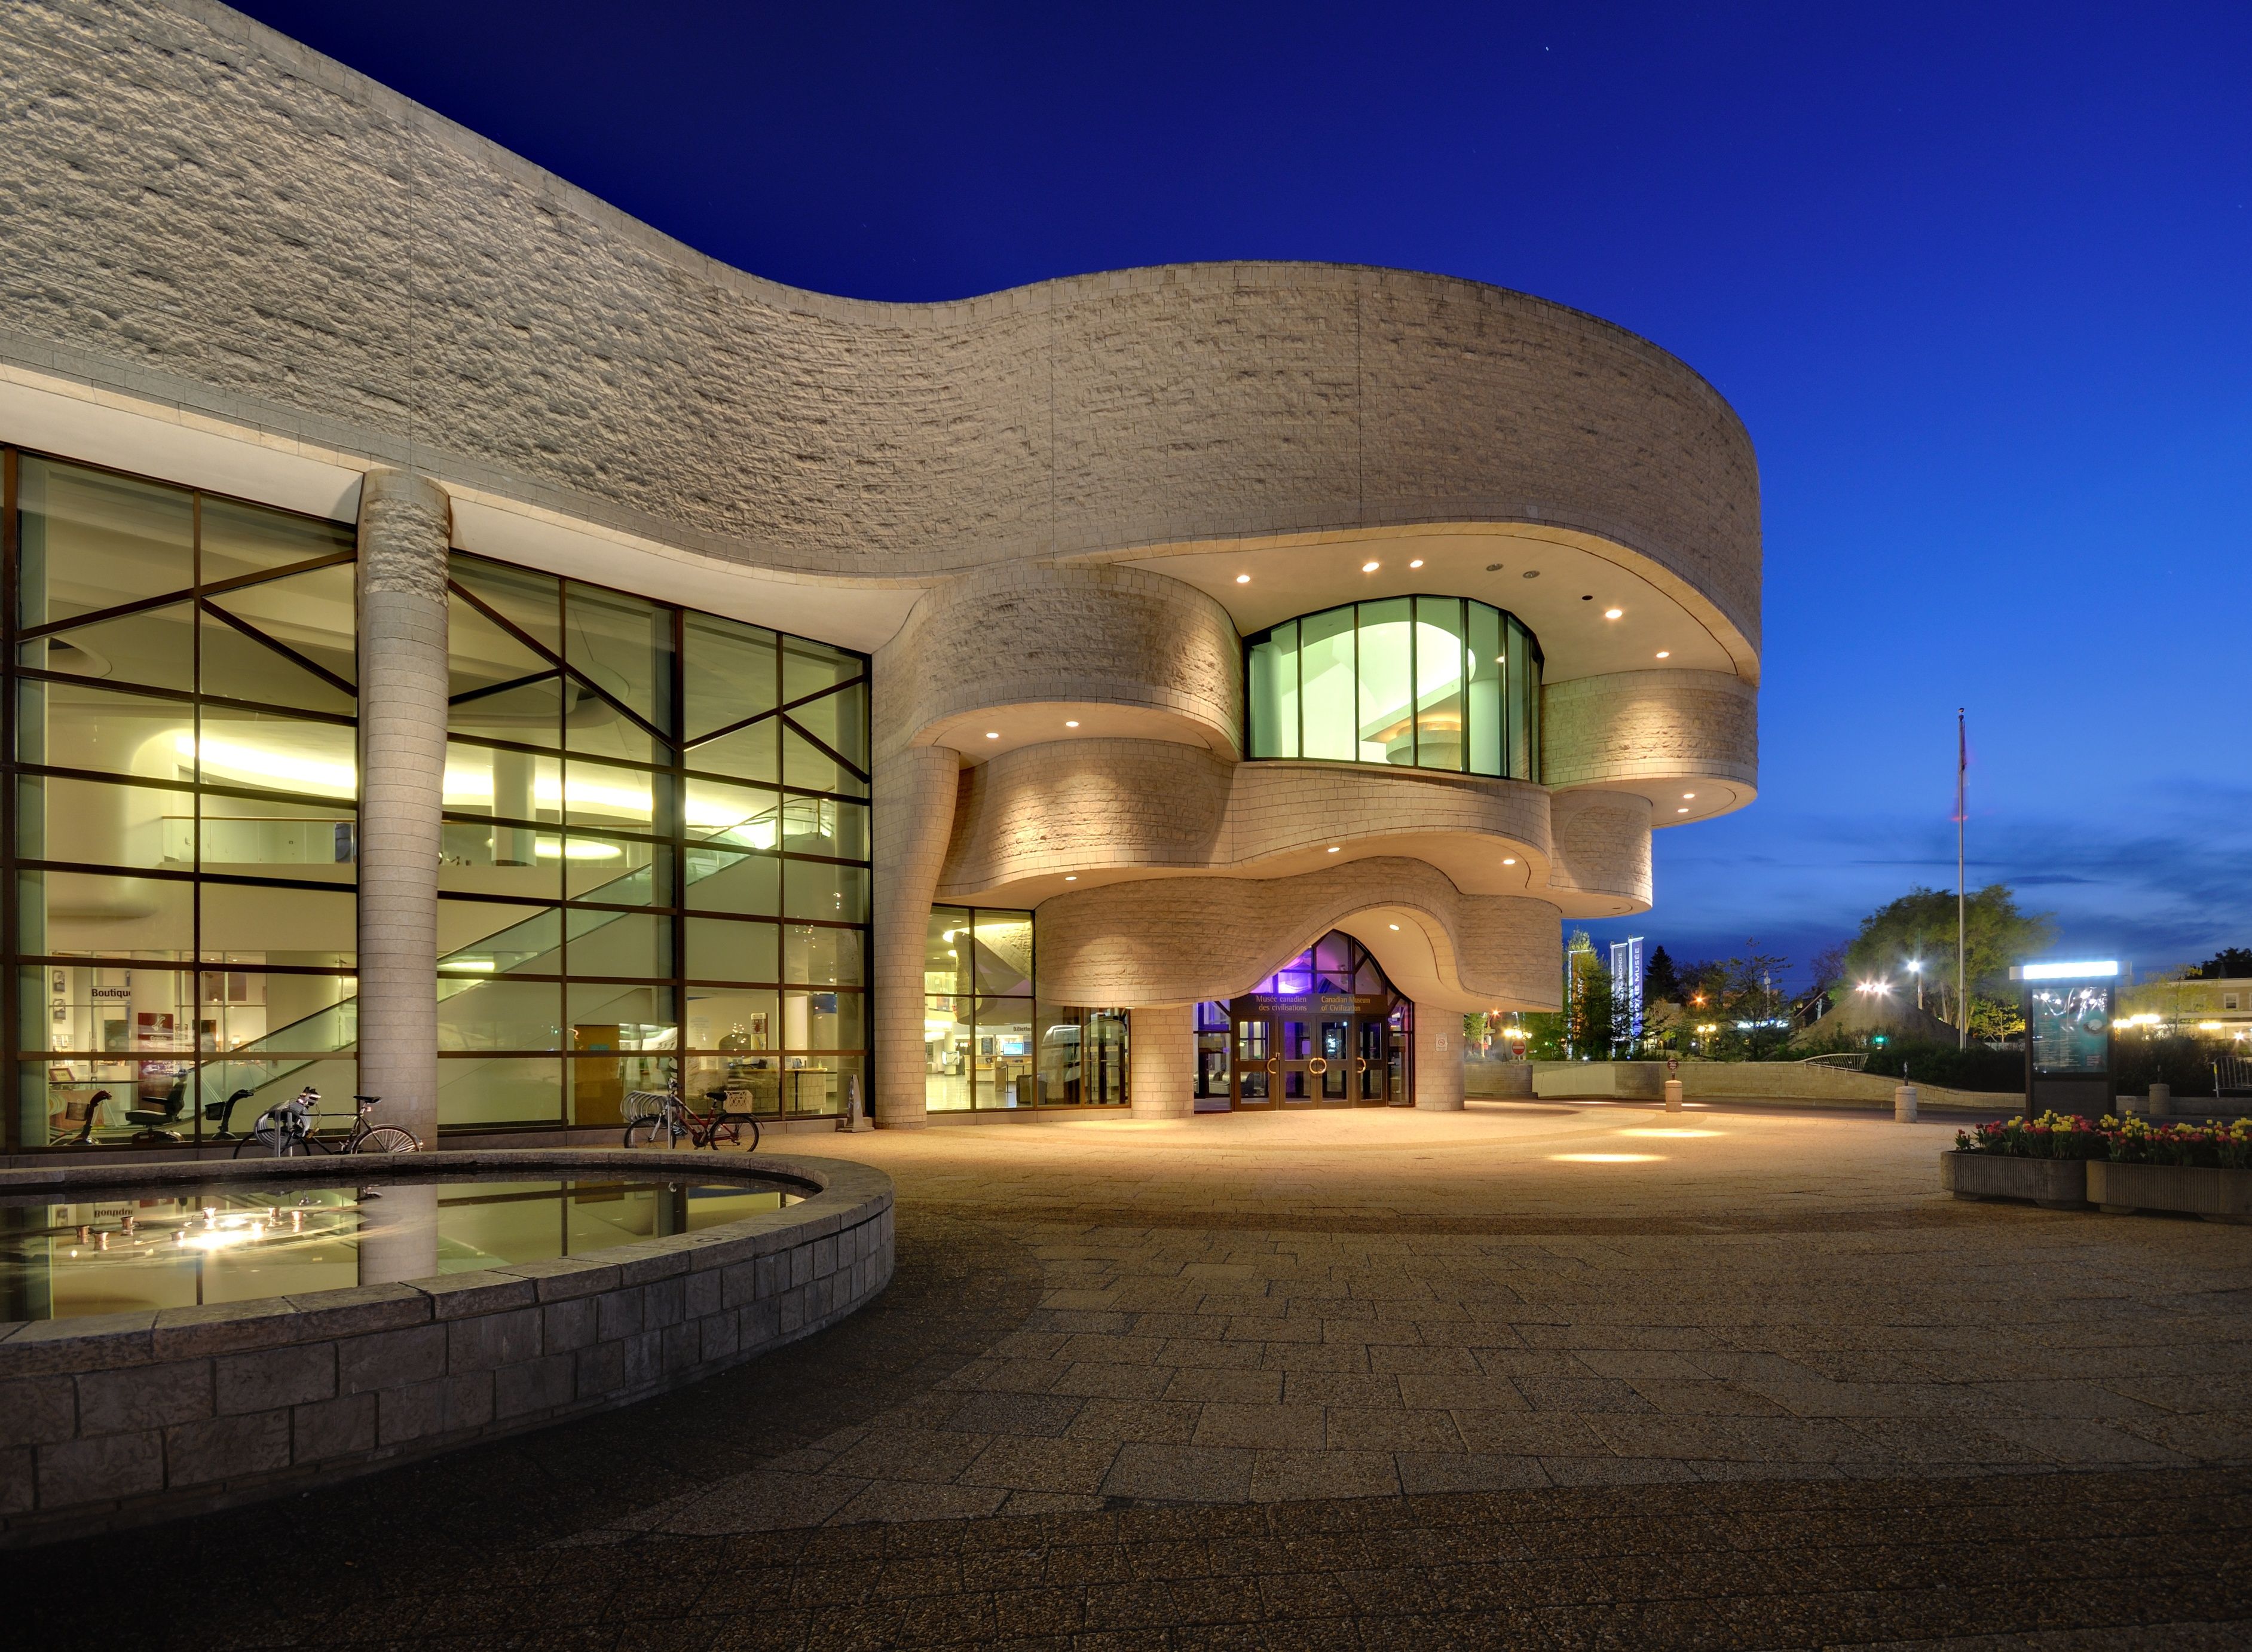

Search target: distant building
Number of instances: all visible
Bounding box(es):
[2119,975,2252,1040]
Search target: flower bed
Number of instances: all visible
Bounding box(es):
[1948,1113,2252,1221]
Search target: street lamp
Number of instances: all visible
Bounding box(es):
[1905,958,1924,1011]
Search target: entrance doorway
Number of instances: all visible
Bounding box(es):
[1194,931,1414,1110]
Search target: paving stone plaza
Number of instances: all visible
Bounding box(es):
[12,1101,2249,1646]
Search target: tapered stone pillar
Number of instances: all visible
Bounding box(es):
[1415,1010,1465,1110]
[871,745,959,1128]
[355,470,451,1146]
[1128,1003,1195,1119]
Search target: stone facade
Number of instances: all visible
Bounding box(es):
[0,0,1764,1125]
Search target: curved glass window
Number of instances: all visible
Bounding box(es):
[1246,596,1541,779]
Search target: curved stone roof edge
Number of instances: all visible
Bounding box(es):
[165,1,1750,445]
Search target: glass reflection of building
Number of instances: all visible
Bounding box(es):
[1246,596,1541,778]
[4,451,873,1149]
[924,905,1127,1112]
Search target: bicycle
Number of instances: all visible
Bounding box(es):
[621,1078,762,1152]
[233,1088,421,1157]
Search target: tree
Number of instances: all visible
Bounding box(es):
[1838,885,2054,1028]
[1675,952,1793,1059]
[1643,946,1682,1006]
[2194,947,2252,980]
[1568,960,1618,1057]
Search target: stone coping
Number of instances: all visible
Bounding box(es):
[0,1149,886,1369]
[0,1150,895,1542]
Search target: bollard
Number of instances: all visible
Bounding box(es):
[1663,1079,1684,1113]
[1893,1083,1918,1122]
[2148,1082,2170,1119]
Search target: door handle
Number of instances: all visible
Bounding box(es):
[1353,1058,1367,1073]
[1308,1057,1327,1076]
[1265,1057,1279,1075]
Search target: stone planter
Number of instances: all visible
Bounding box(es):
[2088,1161,2252,1222]
[1940,1151,2089,1210]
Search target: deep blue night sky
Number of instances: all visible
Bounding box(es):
[235,0,2252,985]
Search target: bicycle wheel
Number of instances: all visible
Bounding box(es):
[739,1118,761,1154]
[234,1124,294,1158]
[354,1126,418,1153]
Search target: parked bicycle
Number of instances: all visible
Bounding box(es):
[621,1076,762,1152]
[233,1088,421,1157]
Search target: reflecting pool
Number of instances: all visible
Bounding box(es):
[0,1176,806,1321]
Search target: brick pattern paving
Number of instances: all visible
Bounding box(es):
[7,1103,2248,1647]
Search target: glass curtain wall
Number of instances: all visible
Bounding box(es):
[1246,596,1541,779]
[5,452,360,1149]
[925,905,1127,1110]
[439,553,870,1130]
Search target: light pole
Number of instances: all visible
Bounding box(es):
[1907,959,1923,1012]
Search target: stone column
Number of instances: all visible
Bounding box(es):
[870,745,959,1128]
[355,470,451,1147]
[1415,1010,1465,1110]
[1128,1002,1195,1119]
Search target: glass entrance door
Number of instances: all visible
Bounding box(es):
[1358,1018,1390,1102]
[1278,1018,1314,1104]
[1318,1018,1353,1103]
[1232,1014,1273,1107]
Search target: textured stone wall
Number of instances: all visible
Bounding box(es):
[937,742,1552,898]
[870,748,960,1128]
[0,1151,892,1544]
[1415,1015,1467,1112]
[354,469,449,1145]
[1127,1004,1197,1120]
[1547,792,1656,910]
[1036,858,1562,1012]
[1,1,1759,645]
[873,562,1241,758]
[1542,669,1758,790]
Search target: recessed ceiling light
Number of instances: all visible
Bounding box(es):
[1408,558,1424,569]
[1064,874,1076,881]
[984,731,999,739]
[1655,650,1670,659]
[1676,806,1690,814]
[1604,607,1623,620]
[1485,562,1504,572]
[1389,923,1400,931]
[1235,574,1250,584]
[1064,720,1080,728]
[1503,856,1517,865]
[1327,845,1341,853]
[1361,561,1381,573]
[1522,570,1540,579]
[1683,792,1696,799]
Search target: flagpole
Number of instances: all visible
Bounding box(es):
[1956,708,1967,1051]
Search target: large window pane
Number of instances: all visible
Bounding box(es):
[199,497,354,586]
[782,635,859,702]
[684,988,778,1054]
[200,880,356,960]
[1508,616,1539,780]
[562,758,659,833]
[1248,621,1298,759]
[1299,606,1356,761]
[192,711,356,801]
[781,795,866,861]
[454,554,564,660]
[17,458,193,630]
[975,998,1035,1108]
[925,995,971,1112]
[683,614,778,741]
[23,869,193,958]
[785,861,866,923]
[200,797,356,873]
[30,602,197,696]
[567,983,674,1048]
[783,717,867,799]
[437,978,561,1051]
[562,834,667,906]
[1356,598,1413,766]
[1467,603,1503,776]
[785,923,862,987]
[684,846,778,916]
[19,775,189,870]
[564,582,671,763]
[790,682,867,783]
[201,562,356,712]
[439,900,563,974]
[973,911,1033,995]
[1413,596,1467,773]
[785,987,861,1054]
[686,916,779,984]
[16,678,193,774]
[439,1055,562,1129]
[686,779,778,848]
[686,717,778,786]
[566,910,672,980]
[926,907,970,996]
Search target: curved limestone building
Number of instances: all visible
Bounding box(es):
[0,1,1759,1149]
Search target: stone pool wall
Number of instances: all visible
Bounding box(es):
[0,1150,893,1544]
